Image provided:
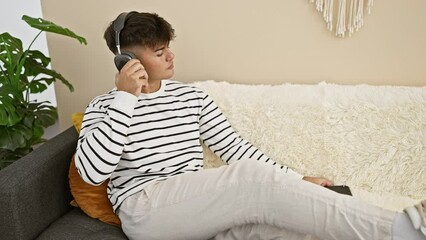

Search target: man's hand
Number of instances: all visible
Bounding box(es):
[302,176,334,187]
[115,59,149,96]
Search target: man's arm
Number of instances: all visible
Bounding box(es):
[75,59,147,185]
[75,91,138,185]
[198,93,304,179]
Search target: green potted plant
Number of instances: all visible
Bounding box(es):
[0,15,87,169]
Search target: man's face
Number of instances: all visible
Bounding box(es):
[127,43,175,82]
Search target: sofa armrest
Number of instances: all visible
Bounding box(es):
[0,126,78,240]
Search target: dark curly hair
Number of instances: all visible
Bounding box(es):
[104,11,175,54]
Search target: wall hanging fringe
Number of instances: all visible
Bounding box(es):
[310,0,373,37]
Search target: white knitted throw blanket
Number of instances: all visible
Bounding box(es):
[191,81,425,213]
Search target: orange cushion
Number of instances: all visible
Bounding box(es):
[69,112,121,226]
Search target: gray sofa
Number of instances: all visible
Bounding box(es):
[0,126,128,240]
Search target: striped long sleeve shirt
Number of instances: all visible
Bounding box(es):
[75,80,303,211]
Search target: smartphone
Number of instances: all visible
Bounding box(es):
[325,185,352,196]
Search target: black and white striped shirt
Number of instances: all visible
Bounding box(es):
[75,80,302,211]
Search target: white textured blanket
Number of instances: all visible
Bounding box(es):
[191,80,426,213]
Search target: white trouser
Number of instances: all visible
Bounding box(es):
[117,160,395,240]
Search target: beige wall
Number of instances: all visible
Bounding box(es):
[40,0,426,130]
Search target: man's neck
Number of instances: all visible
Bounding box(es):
[142,80,162,94]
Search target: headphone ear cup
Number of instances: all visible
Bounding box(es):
[114,51,136,71]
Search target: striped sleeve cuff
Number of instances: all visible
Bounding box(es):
[110,91,139,116]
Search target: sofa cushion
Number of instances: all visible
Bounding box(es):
[36,208,127,240]
[69,156,121,226]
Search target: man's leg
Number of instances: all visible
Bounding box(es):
[118,160,396,240]
[212,223,312,240]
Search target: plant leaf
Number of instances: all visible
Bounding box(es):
[22,15,87,45]
[30,125,44,144]
[26,50,50,67]
[22,50,50,78]
[0,33,24,81]
[41,68,74,92]
[28,80,48,93]
[0,124,32,151]
[23,58,74,92]
[0,32,24,53]
[29,102,58,128]
[28,77,54,94]
[0,85,25,126]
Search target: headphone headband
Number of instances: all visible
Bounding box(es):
[112,12,137,71]
[113,12,129,54]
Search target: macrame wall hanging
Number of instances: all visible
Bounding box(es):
[309,0,374,37]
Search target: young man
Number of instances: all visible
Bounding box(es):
[75,11,426,240]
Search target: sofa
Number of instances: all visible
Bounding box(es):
[0,80,425,240]
[0,125,127,240]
